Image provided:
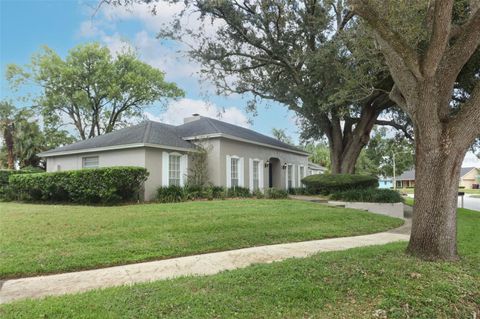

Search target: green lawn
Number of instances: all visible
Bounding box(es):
[0,200,403,279]
[1,208,478,318]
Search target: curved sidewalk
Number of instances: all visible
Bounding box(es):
[0,227,409,304]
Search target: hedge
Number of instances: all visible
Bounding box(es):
[0,169,42,200]
[330,189,403,203]
[156,185,289,203]
[301,174,378,195]
[9,167,149,204]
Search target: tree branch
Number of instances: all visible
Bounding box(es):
[375,119,414,141]
[442,7,480,83]
[422,0,454,77]
[349,0,422,80]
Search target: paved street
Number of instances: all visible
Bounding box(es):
[407,194,480,211]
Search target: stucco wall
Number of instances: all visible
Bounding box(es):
[460,168,479,188]
[46,148,146,172]
[211,138,309,189]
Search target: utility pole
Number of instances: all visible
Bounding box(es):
[393,152,396,190]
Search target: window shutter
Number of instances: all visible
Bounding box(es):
[162,152,169,186]
[259,160,264,191]
[249,158,254,191]
[285,164,288,189]
[297,165,302,187]
[226,155,231,188]
[238,157,244,187]
[292,164,296,188]
[180,154,188,187]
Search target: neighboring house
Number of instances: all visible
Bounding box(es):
[378,178,393,189]
[308,162,326,175]
[38,115,310,200]
[395,167,480,189]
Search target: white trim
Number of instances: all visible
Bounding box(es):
[258,160,264,191]
[249,158,254,191]
[226,155,231,188]
[38,143,196,158]
[238,157,244,187]
[183,133,310,156]
[292,164,296,188]
[162,152,169,186]
[180,154,188,186]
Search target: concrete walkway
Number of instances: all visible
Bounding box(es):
[0,229,409,304]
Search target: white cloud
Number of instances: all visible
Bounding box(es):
[462,152,480,168]
[145,98,250,128]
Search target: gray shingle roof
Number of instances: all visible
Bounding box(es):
[176,117,307,153]
[396,167,478,181]
[39,121,195,156]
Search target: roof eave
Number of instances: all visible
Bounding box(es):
[38,143,196,158]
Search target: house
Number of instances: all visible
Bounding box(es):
[395,167,480,189]
[38,115,310,200]
[378,178,393,189]
[307,162,326,175]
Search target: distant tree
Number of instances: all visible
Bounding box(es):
[7,43,184,140]
[304,142,331,169]
[0,101,73,169]
[271,128,294,146]
[0,101,17,169]
[364,128,414,178]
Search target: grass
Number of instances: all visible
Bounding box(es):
[1,208,478,318]
[0,199,403,279]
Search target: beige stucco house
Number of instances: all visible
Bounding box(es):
[396,167,480,189]
[39,115,310,201]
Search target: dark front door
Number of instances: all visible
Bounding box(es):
[269,162,273,188]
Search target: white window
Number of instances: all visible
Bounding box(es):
[287,164,293,189]
[231,158,239,187]
[82,156,99,169]
[253,160,260,190]
[169,154,181,186]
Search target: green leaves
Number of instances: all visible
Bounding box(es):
[8,166,149,204]
[7,43,184,140]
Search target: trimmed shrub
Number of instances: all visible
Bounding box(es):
[252,188,264,199]
[157,185,186,203]
[227,187,252,198]
[0,169,42,200]
[9,167,148,204]
[210,186,226,199]
[264,188,288,199]
[330,189,403,203]
[287,187,310,195]
[301,174,378,195]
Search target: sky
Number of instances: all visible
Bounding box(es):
[0,0,479,167]
[0,0,298,138]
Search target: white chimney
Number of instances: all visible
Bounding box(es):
[183,113,201,123]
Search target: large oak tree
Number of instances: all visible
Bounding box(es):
[349,0,480,260]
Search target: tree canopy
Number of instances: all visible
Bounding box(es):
[7,43,184,140]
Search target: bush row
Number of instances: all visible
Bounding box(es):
[301,174,378,195]
[156,185,288,203]
[0,169,43,200]
[330,188,403,203]
[8,167,148,204]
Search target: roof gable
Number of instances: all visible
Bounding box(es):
[176,117,307,154]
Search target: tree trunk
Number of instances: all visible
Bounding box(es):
[3,124,15,169]
[407,98,466,260]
